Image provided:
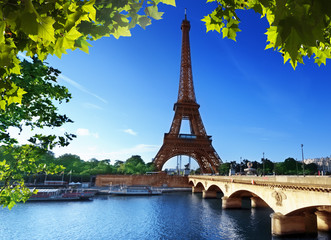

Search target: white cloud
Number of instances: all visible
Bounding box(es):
[59,74,108,104]
[76,128,90,136]
[92,133,99,139]
[76,128,99,138]
[123,128,137,136]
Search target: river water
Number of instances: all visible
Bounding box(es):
[0,192,330,240]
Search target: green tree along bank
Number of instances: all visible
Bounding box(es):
[219,157,318,176]
[0,148,156,183]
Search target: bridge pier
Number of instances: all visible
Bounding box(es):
[202,190,217,199]
[271,212,317,236]
[222,197,241,209]
[192,186,203,193]
[316,211,331,231]
[250,197,269,208]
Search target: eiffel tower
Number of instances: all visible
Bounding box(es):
[153,14,222,174]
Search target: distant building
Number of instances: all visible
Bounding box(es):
[304,157,331,174]
[164,168,190,175]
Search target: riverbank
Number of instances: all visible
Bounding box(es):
[86,186,192,195]
[95,173,191,188]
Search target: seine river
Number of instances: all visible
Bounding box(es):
[0,192,330,240]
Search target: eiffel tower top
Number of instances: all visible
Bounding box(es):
[177,11,196,103]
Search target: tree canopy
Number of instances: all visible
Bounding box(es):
[203,0,331,69]
[1,57,75,148]
[0,0,176,109]
[219,157,319,176]
[0,150,157,184]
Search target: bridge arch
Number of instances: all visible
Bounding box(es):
[189,175,331,236]
[286,205,331,216]
[206,184,225,197]
[195,182,204,189]
[206,184,223,193]
[227,189,271,209]
[191,181,205,193]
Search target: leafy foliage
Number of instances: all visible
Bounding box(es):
[0,59,73,208]
[0,0,176,109]
[0,145,64,209]
[117,155,155,174]
[203,0,331,69]
[1,57,75,148]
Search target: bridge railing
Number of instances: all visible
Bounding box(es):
[188,175,331,192]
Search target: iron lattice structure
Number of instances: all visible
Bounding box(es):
[153,16,222,174]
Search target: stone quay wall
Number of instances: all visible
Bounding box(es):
[95,173,190,188]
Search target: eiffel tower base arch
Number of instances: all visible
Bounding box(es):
[154,134,220,174]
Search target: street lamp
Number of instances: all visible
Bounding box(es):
[301,144,305,177]
[262,152,265,176]
[240,157,242,174]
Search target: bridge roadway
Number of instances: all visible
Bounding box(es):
[188,175,331,236]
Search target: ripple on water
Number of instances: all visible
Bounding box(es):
[0,194,330,240]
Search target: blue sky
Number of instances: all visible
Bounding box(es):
[15,1,331,168]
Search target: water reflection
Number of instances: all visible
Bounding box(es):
[0,193,330,240]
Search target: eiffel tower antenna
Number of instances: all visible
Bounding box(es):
[153,14,222,174]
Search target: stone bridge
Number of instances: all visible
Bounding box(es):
[188,175,331,236]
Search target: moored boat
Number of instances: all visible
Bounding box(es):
[109,185,162,196]
[28,188,95,201]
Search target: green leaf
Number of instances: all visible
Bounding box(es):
[227,26,241,41]
[145,6,164,20]
[138,16,151,29]
[37,17,56,43]
[202,15,222,33]
[74,36,92,54]
[159,0,176,6]
[282,52,291,64]
[113,26,131,39]
[265,26,278,49]
[285,28,301,65]
[20,11,39,36]
[0,100,6,110]
[0,21,4,45]
[315,52,327,66]
[82,0,96,22]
